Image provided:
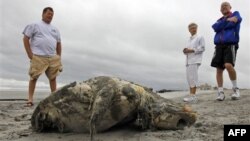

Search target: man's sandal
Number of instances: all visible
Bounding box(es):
[24,102,34,107]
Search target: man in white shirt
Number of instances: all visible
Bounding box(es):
[183,23,205,103]
[23,7,62,107]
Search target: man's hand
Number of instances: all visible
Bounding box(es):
[227,16,238,23]
[183,48,194,54]
[183,48,188,54]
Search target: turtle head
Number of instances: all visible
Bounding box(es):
[152,102,197,130]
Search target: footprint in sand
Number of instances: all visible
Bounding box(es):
[0,124,9,132]
[14,114,31,122]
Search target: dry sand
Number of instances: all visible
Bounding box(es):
[0,89,249,141]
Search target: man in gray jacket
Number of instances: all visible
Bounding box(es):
[183,23,205,103]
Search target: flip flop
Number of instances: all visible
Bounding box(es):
[24,102,34,107]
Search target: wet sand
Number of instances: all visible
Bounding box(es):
[0,89,249,141]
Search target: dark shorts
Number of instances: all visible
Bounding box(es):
[211,44,238,69]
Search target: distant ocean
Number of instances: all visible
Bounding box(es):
[0,88,50,101]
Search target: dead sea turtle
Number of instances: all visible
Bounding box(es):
[31,76,197,140]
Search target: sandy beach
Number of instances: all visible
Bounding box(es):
[0,89,249,141]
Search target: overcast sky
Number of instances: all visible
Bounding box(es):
[0,0,249,91]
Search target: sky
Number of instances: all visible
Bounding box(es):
[0,0,249,91]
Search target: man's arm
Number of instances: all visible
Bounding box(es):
[212,19,227,32]
[23,35,33,59]
[224,11,242,29]
[56,42,62,56]
[193,36,205,54]
[183,48,194,54]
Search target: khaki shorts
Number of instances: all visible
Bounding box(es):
[29,55,63,80]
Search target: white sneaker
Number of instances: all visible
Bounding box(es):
[216,91,225,101]
[231,87,240,100]
[183,95,197,103]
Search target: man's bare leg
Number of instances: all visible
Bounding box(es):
[224,63,236,80]
[28,79,37,103]
[49,78,57,92]
[216,68,224,88]
[224,63,240,99]
[216,68,226,101]
[190,87,196,95]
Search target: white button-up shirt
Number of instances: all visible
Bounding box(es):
[185,34,205,65]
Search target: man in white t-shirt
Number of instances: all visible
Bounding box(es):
[183,23,205,103]
[23,7,62,107]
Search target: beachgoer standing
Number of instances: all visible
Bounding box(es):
[211,2,242,101]
[183,23,205,103]
[22,7,62,106]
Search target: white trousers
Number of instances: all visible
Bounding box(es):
[186,64,200,88]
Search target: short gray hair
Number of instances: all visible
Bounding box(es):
[221,2,231,8]
[188,23,198,28]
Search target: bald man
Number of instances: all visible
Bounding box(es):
[211,2,242,101]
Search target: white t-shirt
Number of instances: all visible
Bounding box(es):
[185,34,205,65]
[23,20,61,56]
